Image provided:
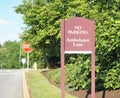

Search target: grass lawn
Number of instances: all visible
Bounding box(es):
[26,70,77,98]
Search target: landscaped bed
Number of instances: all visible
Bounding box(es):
[25,70,76,98]
[25,70,120,98]
[42,69,120,98]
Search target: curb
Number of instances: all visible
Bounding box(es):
[22,71,30,98]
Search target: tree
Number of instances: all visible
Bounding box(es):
[15,0,89,67]
[0,41,20,69]
[15,0,120,90]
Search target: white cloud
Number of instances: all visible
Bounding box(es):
[0,19,17,25]
[0,19,7,25]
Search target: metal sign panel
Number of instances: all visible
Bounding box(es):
[64,17,94,54]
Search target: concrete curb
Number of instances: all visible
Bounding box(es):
[22,71,30,98]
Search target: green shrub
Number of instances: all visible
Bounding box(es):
[48,55,91,91]
[101,62,120,90]
[48,55,120,92]
[48,68,61,84]
[65,57,91,91]
[95,59,120,91]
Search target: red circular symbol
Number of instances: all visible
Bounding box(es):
[22,42,33,53]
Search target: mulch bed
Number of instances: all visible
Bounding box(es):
[41,70,120,98]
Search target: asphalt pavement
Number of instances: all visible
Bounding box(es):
[0,70,24,98]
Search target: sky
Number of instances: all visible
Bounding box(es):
[0,0,24,44]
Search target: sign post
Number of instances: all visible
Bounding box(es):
[27,52,29,69]
[61,17,95,98]
[61,20,65,98]
[22,42,33,69]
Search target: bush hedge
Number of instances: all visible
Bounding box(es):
[48,55,120,92]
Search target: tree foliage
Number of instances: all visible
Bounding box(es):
[15,0,89,67]
[0,41,20,69]
[15,0,120,90]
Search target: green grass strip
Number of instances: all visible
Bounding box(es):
[26,70,77,98]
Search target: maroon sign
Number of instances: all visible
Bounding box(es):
[61,17,95,98]
[63,17,94,54]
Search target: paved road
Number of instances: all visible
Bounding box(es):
[0,70,24,98]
